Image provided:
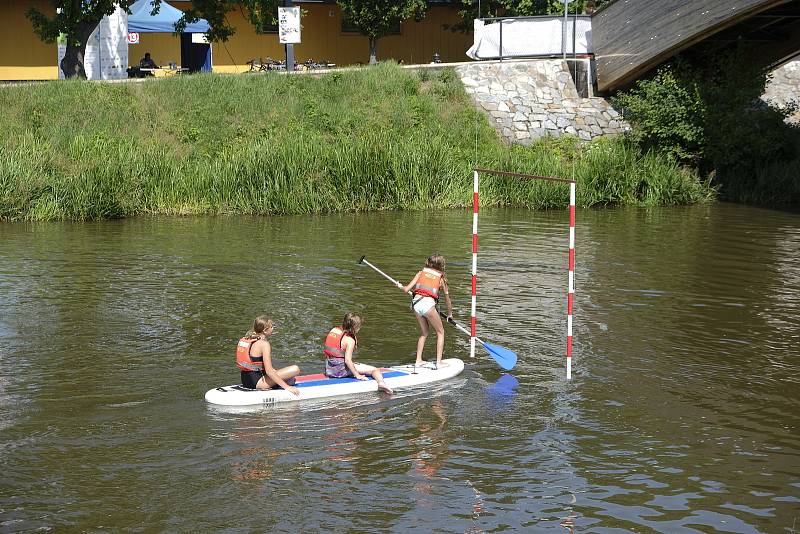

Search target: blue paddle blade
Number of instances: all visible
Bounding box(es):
[483,342,517,370]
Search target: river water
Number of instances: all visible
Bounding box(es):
[0,204,798,533]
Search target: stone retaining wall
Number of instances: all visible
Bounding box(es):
[764,59,800,123]
[454,60,628,145]
[455,58,800,144]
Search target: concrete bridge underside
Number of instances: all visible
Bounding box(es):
[593,0,800,92]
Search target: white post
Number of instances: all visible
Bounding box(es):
[470,170,479,360]
[566,182,576,379]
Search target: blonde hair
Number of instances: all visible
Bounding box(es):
[341,312,362,336]
[247,315,273,338]
[426,253,446,272]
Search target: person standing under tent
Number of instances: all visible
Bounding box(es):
[236,316,300,395]
[398,254,454,369]
[323,313,393,395]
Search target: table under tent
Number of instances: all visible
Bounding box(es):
[128,0,211,75]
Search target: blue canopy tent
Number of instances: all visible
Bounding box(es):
[128,0,212,73]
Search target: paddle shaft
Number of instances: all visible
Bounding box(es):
[439,311,490,347]
[360,257,406,290]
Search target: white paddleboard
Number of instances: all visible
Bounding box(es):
[205,358,465,406]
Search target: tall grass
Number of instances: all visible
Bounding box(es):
[0,63,715,221]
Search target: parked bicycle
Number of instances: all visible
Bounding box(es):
[298,59,335,70]
[245,58,269,73]
[244,57,335,73]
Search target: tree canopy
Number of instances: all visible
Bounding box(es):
[28,0,138,45]
[174,0,282,42]
[27,0,146,78]
[336,0,428,64]
[450,0,612,30]
[26,0,273,78]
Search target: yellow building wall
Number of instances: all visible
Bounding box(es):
[0,0,58,80]
[1,2,474,80]
[212,4,473,73]
[130,33,183,69]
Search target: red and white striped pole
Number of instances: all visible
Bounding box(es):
[470,170,479,360]
[566,182,576,379]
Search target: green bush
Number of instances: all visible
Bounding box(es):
[612,63,705,165]
[613,53,800,203]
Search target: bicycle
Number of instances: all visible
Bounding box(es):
[245,58,269,73]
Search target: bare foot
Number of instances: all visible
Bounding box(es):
[377,382,394,395]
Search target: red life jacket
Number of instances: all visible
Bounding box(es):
[236,337,264,372]
[323,327,356,359]
[413,268,443,300]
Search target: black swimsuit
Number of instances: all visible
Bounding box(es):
[241,370,264,389]
[241,347,265,389]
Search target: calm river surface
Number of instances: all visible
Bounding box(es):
[1,204,798,533]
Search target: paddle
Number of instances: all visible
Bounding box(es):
[437,311,517,371]
[357,255,518,371]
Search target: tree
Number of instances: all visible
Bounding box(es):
[28,1,286,79]
[27,0,144,79]
[336,0,427,64]
[449,0,613,31]
[176,0,282,41]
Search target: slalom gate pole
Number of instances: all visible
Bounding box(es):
[567,182,576,380]
[470,170,479,360]
[473,168,577,380]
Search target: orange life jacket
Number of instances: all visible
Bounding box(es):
[236,337,264,372]
[413,268,443,300]
[323,327,356,359]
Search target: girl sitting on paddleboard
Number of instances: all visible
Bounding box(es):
[236,316,300,396]
[324,313,393,395]
[398,253,453,369]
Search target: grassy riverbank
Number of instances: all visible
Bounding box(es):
[0,63,714,221]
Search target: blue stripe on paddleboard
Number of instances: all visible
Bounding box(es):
[296,370,407,388]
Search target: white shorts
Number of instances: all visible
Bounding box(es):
[412,296,437,317]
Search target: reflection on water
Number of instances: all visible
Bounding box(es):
[0,205,799,532]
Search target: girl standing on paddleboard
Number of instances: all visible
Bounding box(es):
[398,254,454,369]
[323,313,393,395]
[236,316,300,396]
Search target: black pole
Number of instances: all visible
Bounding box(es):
[499,19,503,61]
[284,0,295,72]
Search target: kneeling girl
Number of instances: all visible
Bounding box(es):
[237,316,300,396]
[323,313,393,395]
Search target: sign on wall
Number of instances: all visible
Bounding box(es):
[127,32,139,44]
[278,7,301,44]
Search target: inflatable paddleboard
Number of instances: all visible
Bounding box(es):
[205,358,465,406]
